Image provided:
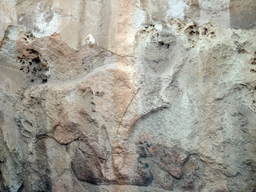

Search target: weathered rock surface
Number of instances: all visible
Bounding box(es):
[0,0,256,191]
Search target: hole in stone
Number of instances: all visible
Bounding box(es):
[159,41,164,47]
[31,79,34,82]
[189,31,195,35]
[33,57,40,63]
[32,68,37,74]
[204,28,208,34]
[29,49,37,54]
[42,79,48,84]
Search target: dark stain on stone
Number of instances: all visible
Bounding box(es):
[135,142,207,191]
[230,0,256,29]
[0,169,7,192]
[71,142,103,185]
[234,41,247,54]
[17,183,24,192]
[0,112,4,126]
[34,139,52,191]
[42,79,48,84]
[139,171,154,186]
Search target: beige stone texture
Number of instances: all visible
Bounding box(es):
[0,0,256,192]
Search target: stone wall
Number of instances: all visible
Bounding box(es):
[0,0,256,191]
